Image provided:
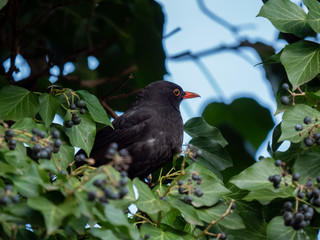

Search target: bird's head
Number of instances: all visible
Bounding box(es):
[134,81,200,111]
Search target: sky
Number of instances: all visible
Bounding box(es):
[155,0,289,157]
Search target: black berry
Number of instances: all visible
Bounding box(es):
[284,201,293,211]
[177,180,183,186]
[220,232,227,240]
[64,120,73,128]
[304,137,314,146]
[76,100,86,108]
[295,124,303,131]
[292,173,300,181]
[297,192,304,199]
[275,159,282,167]
[54,139,62,148]
[104,188,119,200]
[184,196,193,204]
[93,179,103,188]
[79,108,85,114]
[87,191,96,201]
[280,96,290,105]
[282,83,289,90]
[304,116,312,124]
[72,117,81,125]
[51,130,60,139]
[5,129,14,137]
[70,103,76,110]
[119,188,129,199]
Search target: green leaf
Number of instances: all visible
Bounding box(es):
[0,85,39,121]
[174,163,231,207]
[168,198,203,226]
[133,178,170,214]
[38,94,61,128]
[65,112,96,155]
[27,197,77,235]
[293,152,320,184]
[0,0,8,10]
[304,0,320,33]
[184,117,228,147]
[279,104,320,143]
[89,229,118,240]
[257,0,314,37]
[243,187,293,205]
[230,158,284,192]
[266,216,317,240]
[189,137,232,171]
[52,144,75,170]
[77,90,112,126]
[197,203,245,230]
[103,204,140,239]
[140,223,184,240]
[280,41,320,90]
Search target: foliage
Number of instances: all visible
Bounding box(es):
[0,0,320,239]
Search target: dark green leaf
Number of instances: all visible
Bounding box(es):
[304,0,320,33]
[52,143,75,170]
[266,216,317,240]
[0,85,39,121]
[133,178,170,214]
[38,93,61,128]
[197,203,245,230]
[257,0,314,37]
[0,0,8,10]
[184,117,227,147]
[189,137,232,171]
[293,152,320,184]
[140,223,184,240]
[65,112,96,155]
[27,197,77,235]
[280,41,320,89]
[77,90,112,126]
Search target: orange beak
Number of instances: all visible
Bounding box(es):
[183,91,200,99]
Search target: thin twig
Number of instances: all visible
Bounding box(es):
[100,101,118,119]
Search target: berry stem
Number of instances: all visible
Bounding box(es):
[195,199,235,239]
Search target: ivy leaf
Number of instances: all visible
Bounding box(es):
[243,187,293,205]
[293,152,320,184]
[174,163,231,207]
[280,41,320,90]
[38,94,61,128]
[197,203,245,230]
[279,104,320,143]
[27,197,77,235]
[133,178,170,214]
[140,223,184,240]
[77,90,112,127]
[0,85,39,121]
[0,0,8,10]
[103,204,140,239]
[189,137,232,171]
[89,229,118,240]
[304,0,320,33]
[52,144,75,170]
[230,158,284,192]
[184,117,227,147]
[65,112,96,155]
[168,198,203,226]
[266,216,317,240]
[257,0,314,37]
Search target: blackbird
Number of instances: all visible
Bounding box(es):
[78,80,199,178]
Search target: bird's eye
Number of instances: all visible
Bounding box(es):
[173,89,180,96]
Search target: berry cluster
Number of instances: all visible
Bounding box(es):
[4,129,16,150]
[0,184,19,206]
[282,201,314,230]
[105,143,132,172]
[64,99,86,128]
[296,177,320,208]
[177,172,204,204]
[185,144,202,162]
[30,129,62,160]
[87,171,129,203]
[2,128,62,160]
[294,116,320,147]
[268,174,281,188]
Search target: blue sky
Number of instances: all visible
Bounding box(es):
[155,0,288,157]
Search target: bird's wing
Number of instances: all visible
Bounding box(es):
[89,108,154,165]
